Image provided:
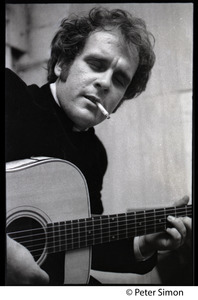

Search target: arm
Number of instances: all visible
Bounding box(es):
[92,238,157,274]
[6,235,49,285]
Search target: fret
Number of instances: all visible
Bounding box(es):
[117,213,127,240]
[125,214,128,237]
[134,211,137,236]
[59,221,66,252]
[165,207,175,216]
[145,209,155,235]
[65,220,72,251]
[92,217,96,245]
[163,208,166,228]
[177,206,188,218]
[58,222,61,252]
[174,206,177,218]
[155,208,166,232]
[163,208,167,228]
[136,211,146,236]
[126,212,136,237]
[72,219,79,249]
[77,219,80,248]
[186,205,192,218]
[86,217,94,246]
[79,218,86,248]
[107,215,110,242]
[101,215,109,243]
[143,211,146,235]
[116,214,119,239]
[109,214,118,241]
[188,205,192,217]
[100,216,103,243]
[154,209,156,233]
[93,216,102,244]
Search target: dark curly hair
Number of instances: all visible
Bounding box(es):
[47,7,155,101]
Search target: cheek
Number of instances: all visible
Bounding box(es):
[69,61,91,83]
[68,69,91,90]
[107,92,124,113]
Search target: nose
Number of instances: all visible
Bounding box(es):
[94,70,112,92]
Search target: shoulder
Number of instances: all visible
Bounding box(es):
[5,68,29,114]
[5,68,28,93]
[5,68,50,112]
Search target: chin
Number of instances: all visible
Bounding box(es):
[73,118,93,131]
[73,110,98,130]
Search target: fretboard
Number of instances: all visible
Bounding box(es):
[46,205,192,254]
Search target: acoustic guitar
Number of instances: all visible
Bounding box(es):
[6,157,192,284]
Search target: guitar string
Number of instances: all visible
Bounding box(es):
[9,207,192,247]
[10,212,193,257]
[23,215,191,257]
[10,216,192,254]
[10,220,171,256]
[7,207,192,243]
[7,205,191,237]
[8,209,192,255]
[9,206,192,246]
[7,209,192,250]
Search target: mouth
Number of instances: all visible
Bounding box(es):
[84,95,110,119]
[84,95,101,105]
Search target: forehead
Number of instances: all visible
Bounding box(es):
[81,29,139,71]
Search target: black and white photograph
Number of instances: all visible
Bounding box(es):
[5,2,193,291]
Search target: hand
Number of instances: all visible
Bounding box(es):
[139,196,192,257]
[6,235,49,285]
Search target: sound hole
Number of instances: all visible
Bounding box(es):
[7,217,46,263]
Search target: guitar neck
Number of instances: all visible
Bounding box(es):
[46,205,192,254]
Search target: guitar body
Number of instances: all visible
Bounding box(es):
[6,157,92,285]
[6,157,192,285]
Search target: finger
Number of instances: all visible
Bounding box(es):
[167,215,187,239]
[174,195,189,207]
[165,227,182,248]
[182,216,192,230]
[181,216,192,241]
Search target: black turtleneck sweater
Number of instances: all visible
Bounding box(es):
[5,68,157,284]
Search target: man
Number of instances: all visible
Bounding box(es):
[6,7,191,285]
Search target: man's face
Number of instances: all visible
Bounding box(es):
[55,29,139,130]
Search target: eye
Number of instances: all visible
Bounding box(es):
[87,59,106,72]
[114,75,126,87]
[113,72,130,88]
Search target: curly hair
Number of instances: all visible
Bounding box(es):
[47,7,155,100]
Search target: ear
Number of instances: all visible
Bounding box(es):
[54,63,62,77]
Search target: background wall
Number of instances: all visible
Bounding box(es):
[5,3,193,285]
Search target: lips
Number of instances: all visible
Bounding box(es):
[84,95,100,104]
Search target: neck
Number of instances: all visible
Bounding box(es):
[50,83,88,132]
[45,204,191,254]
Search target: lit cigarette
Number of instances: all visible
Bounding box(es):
[96,102,110,119]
